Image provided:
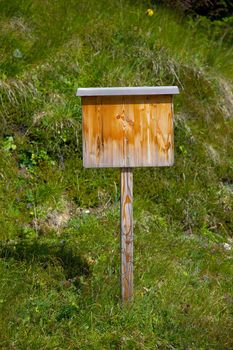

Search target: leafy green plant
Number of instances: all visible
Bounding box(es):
[2,136,16,151]
[19,147,54,173]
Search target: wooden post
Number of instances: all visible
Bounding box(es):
[77,86,179,302]
[121,168,133,302]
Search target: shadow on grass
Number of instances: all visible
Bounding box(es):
[0,240,90,283]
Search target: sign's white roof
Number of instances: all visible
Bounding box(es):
[77,86,179,96]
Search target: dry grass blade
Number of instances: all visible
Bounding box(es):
[0,79,38,116]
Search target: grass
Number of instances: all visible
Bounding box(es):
[0,0,233,349]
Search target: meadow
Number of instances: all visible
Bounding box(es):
[0,1,233,349]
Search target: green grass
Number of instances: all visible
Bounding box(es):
[0,0,233,349]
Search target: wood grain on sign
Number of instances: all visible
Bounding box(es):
[82,95,174,168]
[121,168,133,302]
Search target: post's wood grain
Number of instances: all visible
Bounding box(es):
[82,95,174,168]
[121,168,133,302]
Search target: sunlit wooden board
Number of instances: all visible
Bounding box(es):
[81,94,174,168]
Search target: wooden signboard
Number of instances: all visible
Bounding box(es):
[77,86,179,302]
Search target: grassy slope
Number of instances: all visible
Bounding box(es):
[0,1,233,349]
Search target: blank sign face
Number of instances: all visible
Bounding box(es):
[82,95,174,168]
